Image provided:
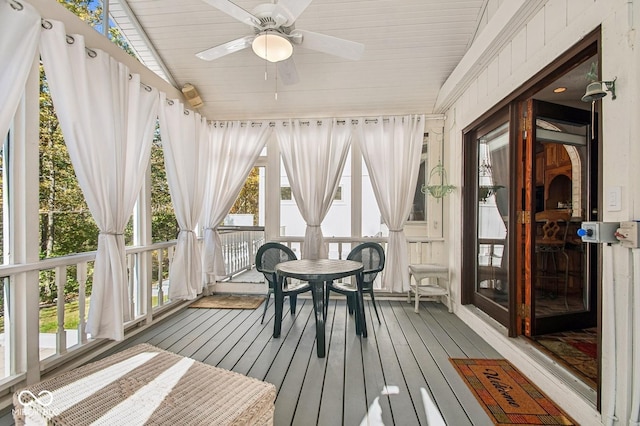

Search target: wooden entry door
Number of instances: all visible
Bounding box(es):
[518,99,597,336]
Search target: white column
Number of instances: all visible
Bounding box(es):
[9,54,41,384]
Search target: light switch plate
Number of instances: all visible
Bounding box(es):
[607,186,622,211]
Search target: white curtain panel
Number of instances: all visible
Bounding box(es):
[202,121,270,282]
[40,21,160,340]
[159,93,209,300]
[357,115,425,292]
[0,1,40,140]
[276,119,352,259]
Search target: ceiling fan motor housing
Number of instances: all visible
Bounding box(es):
[252,3,293,28]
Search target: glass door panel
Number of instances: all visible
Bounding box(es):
[476,122,510,310]
[529,101,597,335]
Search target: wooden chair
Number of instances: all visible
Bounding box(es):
[535,210,571,309]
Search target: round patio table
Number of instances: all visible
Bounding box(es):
[274,259,365,358]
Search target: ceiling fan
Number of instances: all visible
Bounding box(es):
[196,0,365,85]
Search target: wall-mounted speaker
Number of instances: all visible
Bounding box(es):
[181,83,203,108]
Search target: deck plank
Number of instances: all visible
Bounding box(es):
[164,309,241,356]
[391,300,474,426]
[197,305,265,364]
[384,301,433,426]
[96,299,503,426]
[271,303,316,426]
[371,301,421,425]
[112,308,196,353]
[318,302,347,426]
[428,302,502,358]
[248,301,310,381]
[360,302,395,426]
[341,304,368,426]
[402,301,495,425]
[232,301,298,376]
[288,300,336,425]
[146,308,219,347]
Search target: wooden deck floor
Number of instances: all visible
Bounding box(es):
[108,298,499,426]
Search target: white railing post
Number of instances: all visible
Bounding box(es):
[55,265,67,355]
[77,261,88,344]
[157,248,165,308]
[127,254,135,320]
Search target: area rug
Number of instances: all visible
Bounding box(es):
[534,328,598,386]
[189,295,265,309]
[450,358,576,425]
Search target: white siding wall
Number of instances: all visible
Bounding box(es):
[438,0,640,424]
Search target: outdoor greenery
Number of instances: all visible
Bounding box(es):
[230,167,260,225]
[1,0,259,331]
[36,0,139,306]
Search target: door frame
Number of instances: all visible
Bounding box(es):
[461,29,601,339]
[462,108,518,330]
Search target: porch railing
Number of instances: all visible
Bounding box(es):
[217,226,265,280]
[270,236,445,292]
[0,228,442,400]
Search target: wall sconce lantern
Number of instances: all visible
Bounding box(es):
[581,78,617,102]
[182,83,204,108]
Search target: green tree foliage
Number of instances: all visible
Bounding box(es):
[0,138,4,259]
[36,0,174,303]
[230,167,260,225]
[39,70,97,260]
[150,132,178,242]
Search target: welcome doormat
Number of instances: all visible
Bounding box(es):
[189,295,265,310]
[450,358,576,425]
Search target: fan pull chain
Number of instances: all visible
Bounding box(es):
[275,65,278,100]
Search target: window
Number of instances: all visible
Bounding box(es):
[227,166,265,226]
[408,134,429,222]
[280,185,341,202]
[1,132,5,262]
[280,151,351,238]
[280,186,292,201]
[333,186,342,201]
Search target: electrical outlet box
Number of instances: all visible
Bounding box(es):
[615,221,640,248]
[577,221,620,243]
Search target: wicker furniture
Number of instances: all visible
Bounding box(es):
[13,343,276,425]
[408,264,451,313]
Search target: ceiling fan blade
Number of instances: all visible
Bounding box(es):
[196,36,254,61]
[274,0,313,23]
[292,29,364,60]
[201,0,260,26]
[277,58,299,85]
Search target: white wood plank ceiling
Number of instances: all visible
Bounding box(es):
[111,0,489,120]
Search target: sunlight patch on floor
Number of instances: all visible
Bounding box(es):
[360,385,445,425]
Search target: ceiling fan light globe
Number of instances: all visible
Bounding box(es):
[252,32,293,63]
